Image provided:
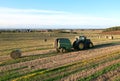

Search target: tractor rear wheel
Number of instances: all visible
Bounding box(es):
[78,42,85,50]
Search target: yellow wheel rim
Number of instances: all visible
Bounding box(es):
[79,43,84,49]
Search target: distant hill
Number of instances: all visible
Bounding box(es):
[102,26,120,34]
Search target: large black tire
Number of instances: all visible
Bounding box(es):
[78,42,85,50]
[10,49,21,59]
[60,48,66,53]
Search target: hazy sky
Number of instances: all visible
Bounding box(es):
[0,0,120,29]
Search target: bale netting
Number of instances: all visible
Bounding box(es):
[10,49,22,59]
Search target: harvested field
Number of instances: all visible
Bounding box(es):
[0,30,120,81]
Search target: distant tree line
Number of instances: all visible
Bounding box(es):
[0,29,53,33]
[0,29,74,33]
[103,26,120,32]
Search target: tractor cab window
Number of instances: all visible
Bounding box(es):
[79,36,86,41]
[75,36,86,41]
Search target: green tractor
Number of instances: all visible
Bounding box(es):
[73,36,94,50]
[54,36,93,53]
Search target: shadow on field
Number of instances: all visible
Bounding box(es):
[72,41,120,52]
[21,51,57,58]
[93,41,120,49]
[20,51,69,59]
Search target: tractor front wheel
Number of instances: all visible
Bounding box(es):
[78,42,85,50]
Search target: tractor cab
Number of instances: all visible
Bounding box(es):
[75,36,86,41]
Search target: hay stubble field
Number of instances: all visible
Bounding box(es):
[0,29,120,81]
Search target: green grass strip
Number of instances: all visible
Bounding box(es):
[114,76,120,81]
[0,66,27,81]
[44,54,120,81]
[14,53,120,81]
[78,62,120,81]
[13,61,80,81]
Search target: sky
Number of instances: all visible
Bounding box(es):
[0,0,120,29]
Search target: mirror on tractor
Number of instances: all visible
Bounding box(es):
[75,36,86,41]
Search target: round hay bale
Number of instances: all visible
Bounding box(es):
[10,49,22,59]
[44,39,47,42]
[109,36,113,40]
[28,65,34,69]
[98,36,101,39]
[105,36,108,39]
